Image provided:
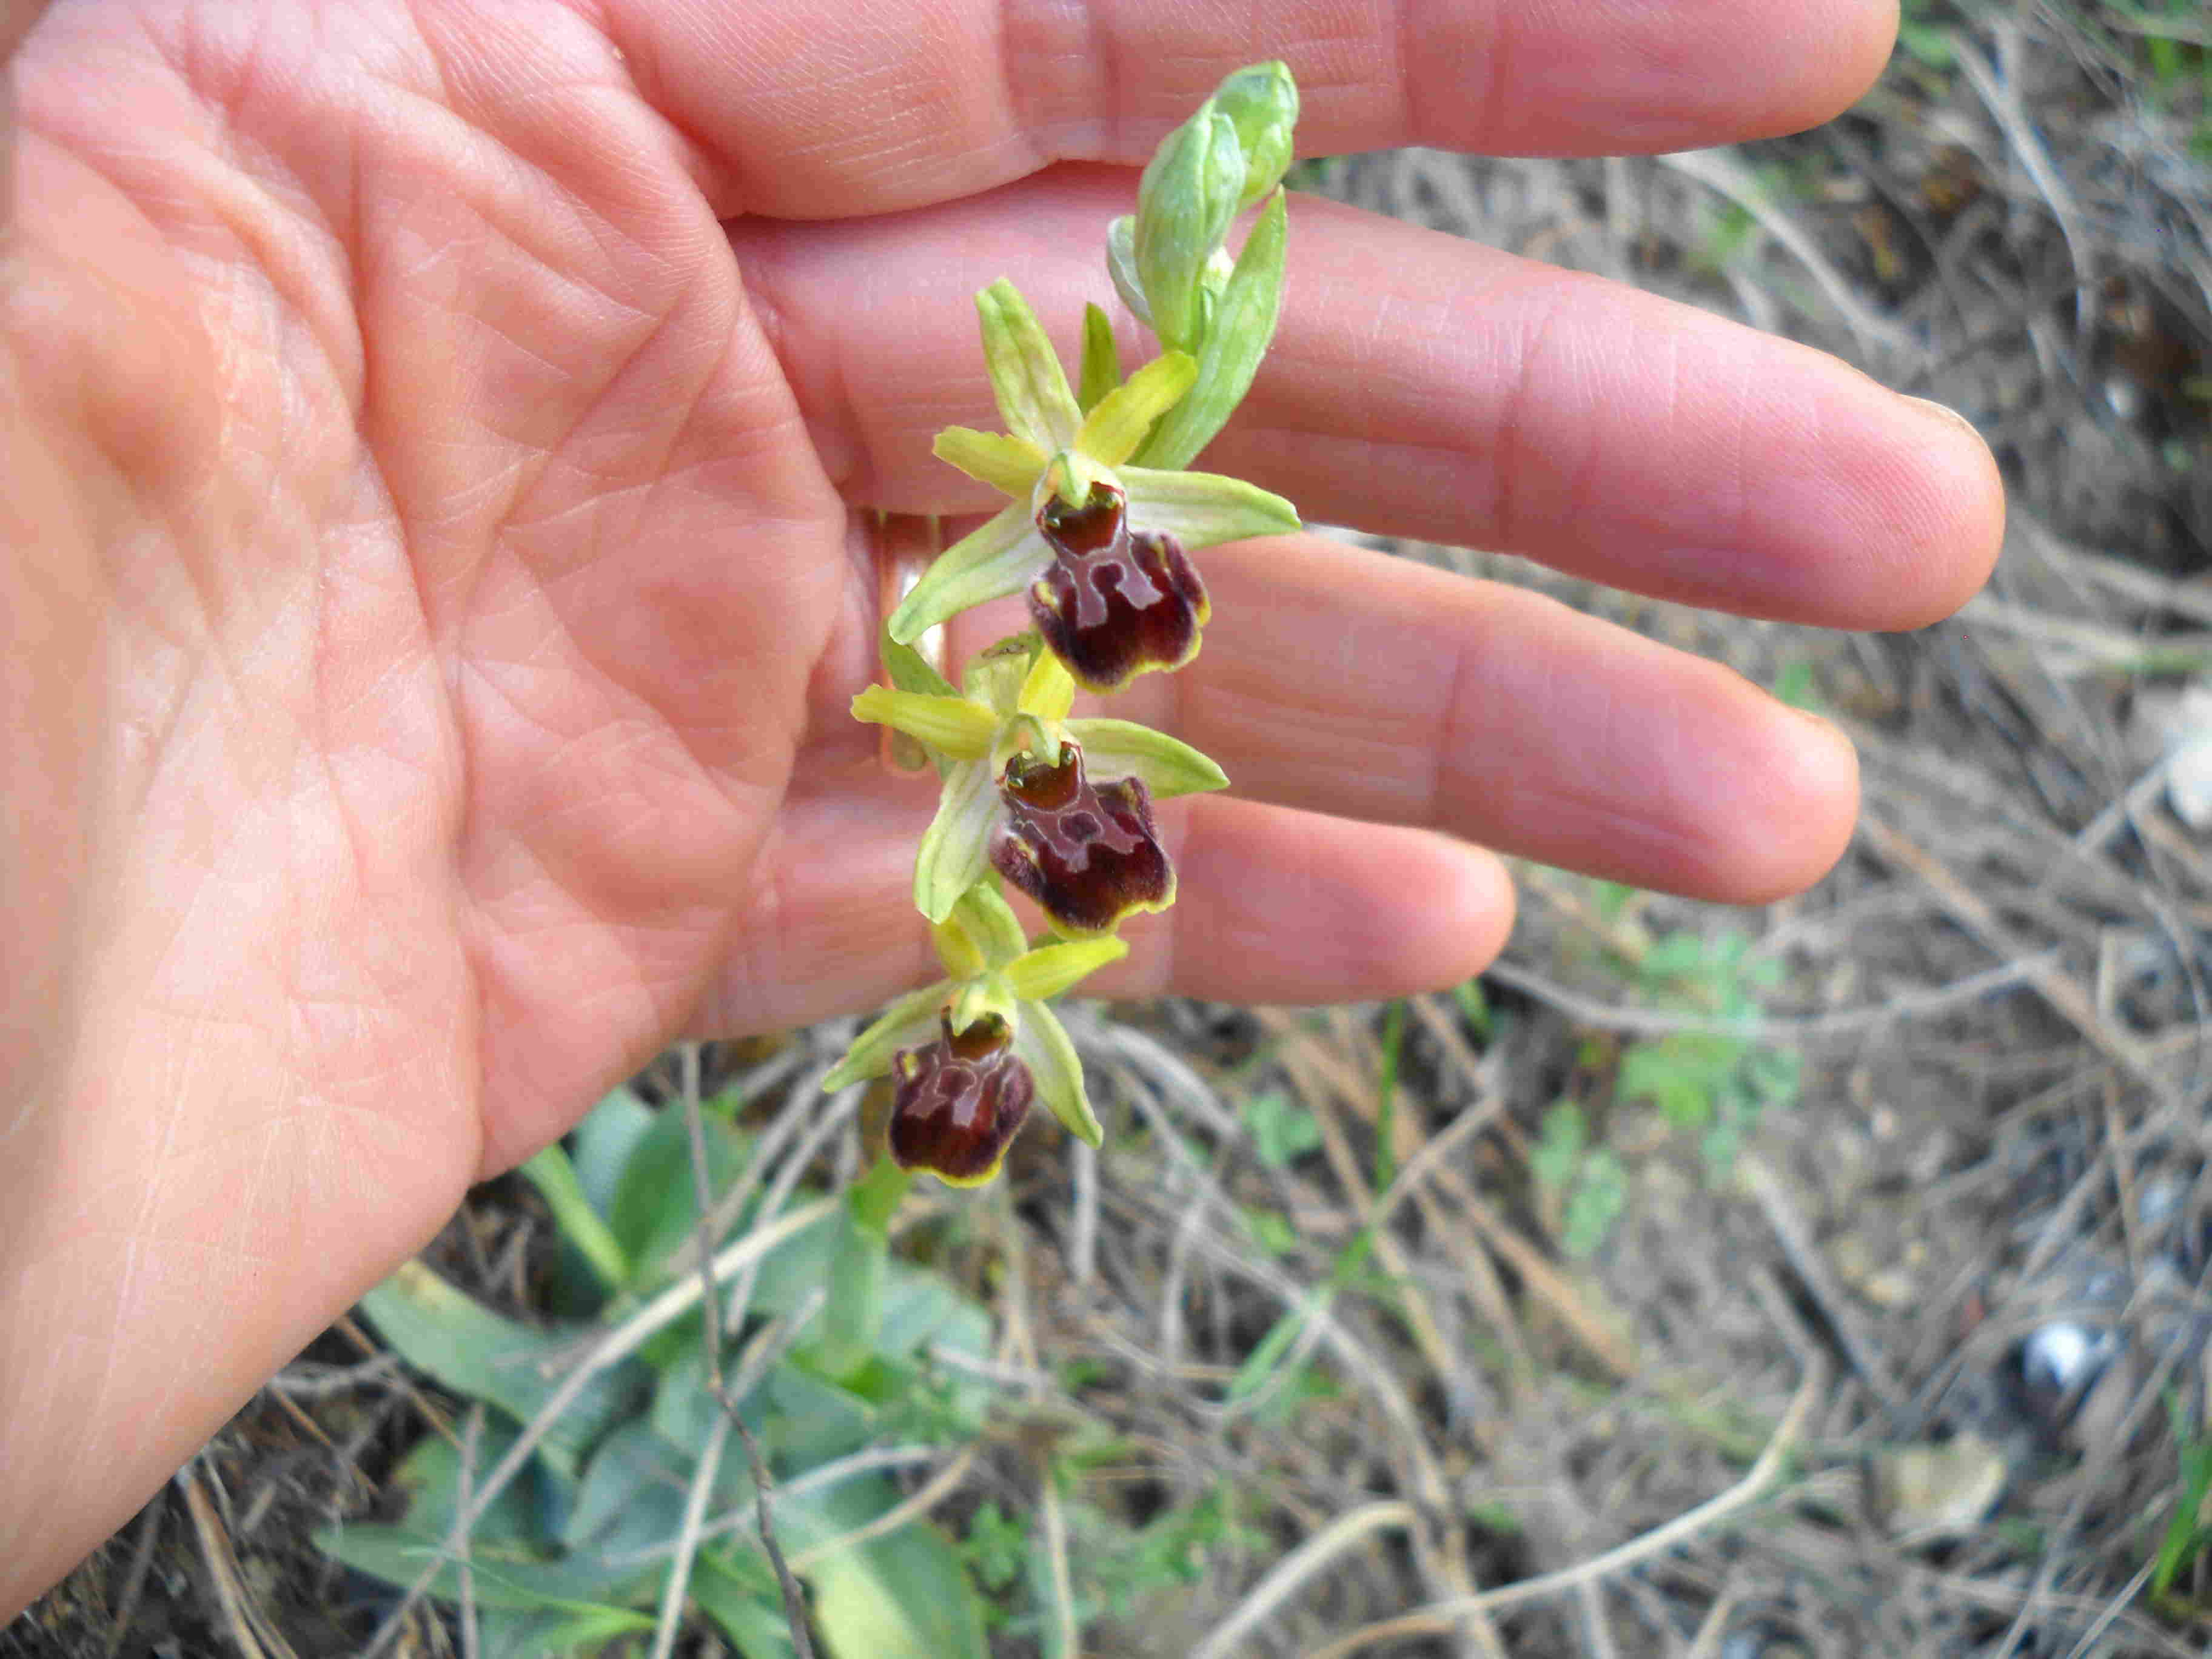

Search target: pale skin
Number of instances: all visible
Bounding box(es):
[0,0,2001,1615]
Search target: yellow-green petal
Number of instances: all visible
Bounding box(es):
[1016,642,1077,725]
[946,884,1029,971]
[1078,303,1122,414]
[1004,937,1128,1003]
[1073,351,1197,467]
[933,426,1046,497]
[849,685,997,760]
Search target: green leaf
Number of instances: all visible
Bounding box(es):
[788,1478,991,1659]
[519,1142,631,1295]
[1135,189,1289,469]
[357,1262,649,1481]
[312,1522,654,1616]
[606,1104,747,1289]
[693,1552,800,1658]
[568,1086,656,1221]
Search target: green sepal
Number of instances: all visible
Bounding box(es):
[976,279,1081,454]
[1078,303,1122,414]
[1135,188,1289,470]
[1065,718,1230,797]
[913,759,1000,923]
[823,982,951,1090]
[1118,462,1300,546]
[1013,1001,1104,1149]
[934,427,1046,496]
[1106,216,1150,326]
[944,883,1028,973]
[887,503,1041,643]
[850,685,998,760]
[1074,350,1196,468]
[1004,936,1128,1003]
[1135,109,1244,350]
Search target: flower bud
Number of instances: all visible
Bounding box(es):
[1133,108,1242,350]
[1212,62,1299,209]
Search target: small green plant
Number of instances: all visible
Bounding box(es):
[2150,1392,2212,1610]
[1615,925,1802,1177]
[318,1085,996,1658]
[1240,1086,1322,1168]
[1530,1102,1630,1259]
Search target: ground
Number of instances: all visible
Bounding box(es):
[11,2,2212,1655]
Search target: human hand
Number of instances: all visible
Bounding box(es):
[0,0,2000,1615]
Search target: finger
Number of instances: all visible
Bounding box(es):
[735,175,2003,631]
[693,779,1513,1036]
[608,0,1895,215]
[1114,532,1864,907]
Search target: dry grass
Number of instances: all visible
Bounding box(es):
[14,4,2211,1656]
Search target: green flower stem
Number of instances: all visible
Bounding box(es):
[518,1141,631,1293]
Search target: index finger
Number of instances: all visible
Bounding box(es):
[606,0,1899,216]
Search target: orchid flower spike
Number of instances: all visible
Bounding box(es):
[823,886,1122,1185]
[854,636,1226,934]
[888,280,1299,691]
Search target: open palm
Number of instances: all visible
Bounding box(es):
[0,0,2000,1614]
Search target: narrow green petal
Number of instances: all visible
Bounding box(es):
[913,760,1002,923]
[887,504,1047,642]
[1004,936,1128,1003]
[1064,718,1230,798]
[1016,642,1076,725]
[850,685,997,759]
[1135,189,1289,470]
[1013,1002,1104,1149]
[1119,464,1300,548]
[933,427,1045,497]
[1078,303,1122,415]
[1073,351,1197,468]
[977,280,1080,453]
[823,984,951,1090]
[949,883,1030,970]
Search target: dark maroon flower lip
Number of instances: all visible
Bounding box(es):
[1028,486,1210,693]
[990,740,1174,937]
[888,1012,1035,1185]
